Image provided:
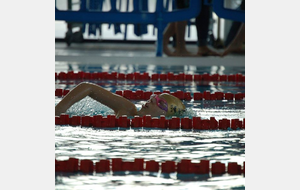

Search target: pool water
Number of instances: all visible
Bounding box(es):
[55,63,245,189]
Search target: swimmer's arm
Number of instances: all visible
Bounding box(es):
[55,82,137,116]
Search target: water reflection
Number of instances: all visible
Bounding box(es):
[55,127,245,163]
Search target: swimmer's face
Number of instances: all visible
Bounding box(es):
[139,94,168,117]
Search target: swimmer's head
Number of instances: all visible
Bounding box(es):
[138,93,185,117]
[159,93,186,117]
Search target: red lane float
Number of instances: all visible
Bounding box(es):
[56,71,245,82]
[211,162,226,175]
[55,89,245,101]
[55,158,245,176]
[55,114,245,130]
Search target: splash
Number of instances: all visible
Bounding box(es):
[56,96,114,117]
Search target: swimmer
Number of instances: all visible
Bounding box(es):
[55,82,185,118]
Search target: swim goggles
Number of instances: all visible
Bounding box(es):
[150,94,168,112]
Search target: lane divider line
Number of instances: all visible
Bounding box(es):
[55,71,245,82]
[55,158,245,176]
[55,89,245,101]
[56,114,245,130]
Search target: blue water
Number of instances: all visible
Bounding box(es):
[55,64,245,189]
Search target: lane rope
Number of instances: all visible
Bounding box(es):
[55,71,245,82]
[55,89,245,101]
[55,157,245,176]
[56,114,245,130]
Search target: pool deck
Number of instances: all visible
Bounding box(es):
[55,42,245,68]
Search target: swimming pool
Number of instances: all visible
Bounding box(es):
[55,63,245,189]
